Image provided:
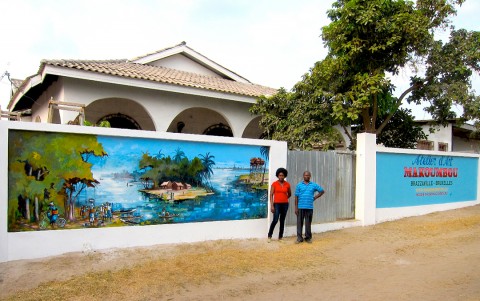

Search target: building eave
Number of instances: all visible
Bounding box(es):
[7,73,45,111]
[11,65,258,112]
[131,43,250,84]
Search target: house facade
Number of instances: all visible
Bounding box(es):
[416,120,480,154]
[7,42,277,139]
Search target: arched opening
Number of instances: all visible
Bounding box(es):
[85,98,155,131]
[167,107,234,137]
[242,116,263,138]
[311,127,348,150]
[203,123,233,137]
[98,113,141,130]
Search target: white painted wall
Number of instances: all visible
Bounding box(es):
[32,78,65,124]
[355,133,377,225]
[148,54,223,78]
[61,78,258,137]
[375,200,479,223]
[420,124,452,151]
[4,128,476,262]
[334,124,352,149]
[452,136,480,154]
[0,120,287,262]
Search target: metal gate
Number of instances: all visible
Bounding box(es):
[285,150,356,225]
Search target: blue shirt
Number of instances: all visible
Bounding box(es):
[295,181,324,209]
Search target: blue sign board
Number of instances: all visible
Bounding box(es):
[376,152,478,208]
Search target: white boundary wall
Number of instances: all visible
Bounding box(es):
[2,128,478,262]
[355,133,480,225]
[0,121,287,262]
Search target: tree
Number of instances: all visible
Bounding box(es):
[83,120,111,127]
[259,146,270,184]
[321,0,479,134]
[252,0,480,149]
[353,108,428,149]
[251,74,423,149]
[250,87,343,150]
[8,131,107,225]
[199,152,216,190]
[138,150,205,188]
[172,147,186,163]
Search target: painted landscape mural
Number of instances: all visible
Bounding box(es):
[7,130,269,232]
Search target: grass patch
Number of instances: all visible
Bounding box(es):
[3,239,330,301]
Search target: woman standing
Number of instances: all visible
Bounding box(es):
[268,167,291,241]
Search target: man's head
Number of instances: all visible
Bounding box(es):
[303,171,311,182]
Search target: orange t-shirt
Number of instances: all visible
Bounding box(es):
[271,180,291,203]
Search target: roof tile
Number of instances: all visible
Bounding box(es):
[43,60,276,97]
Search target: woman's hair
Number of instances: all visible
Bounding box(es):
[276,167,288,178]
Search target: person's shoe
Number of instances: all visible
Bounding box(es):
[295,239,303,244]
[268,237,272,243]
[305,239,312,244]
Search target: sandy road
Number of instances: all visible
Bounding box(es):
[1,205,479,301]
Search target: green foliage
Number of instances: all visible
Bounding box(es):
[83,120,111,127]
[408,29,480,128]
[199,152,216,189]
[253,0,479,148]
[353,108,428,149]
[8,131,107,224]
[323,0,479,133]
[250,86,344,150]
[137,151,210,189]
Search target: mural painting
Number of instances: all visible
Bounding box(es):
[7,130,269,232]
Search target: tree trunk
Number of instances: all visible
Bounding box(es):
[69,200,76,221]
[64,192,71,221]
[34,196,39,222]
[261,164,267,185]
[25,198,31,221]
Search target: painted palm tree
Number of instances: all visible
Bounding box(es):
[154,149,165,159]
[173,147,186,163]
[260,146,270,184]
[199,152,215,190]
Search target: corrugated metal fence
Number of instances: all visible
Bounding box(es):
[285,150,356,225]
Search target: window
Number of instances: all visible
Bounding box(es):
[438,142,448,152]
[417,140,434,150]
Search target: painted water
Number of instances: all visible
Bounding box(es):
[83,168,268,225]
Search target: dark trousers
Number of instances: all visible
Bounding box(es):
[297,209,313,241]
[268,203,289,239]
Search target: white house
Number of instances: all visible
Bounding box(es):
[7,42,277,139]
[416,120,480,153]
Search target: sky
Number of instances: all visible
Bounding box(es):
[0,0,479,119]
[94,135,265,173]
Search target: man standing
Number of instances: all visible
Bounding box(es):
[295,171,325,243]
[47,202,59,229]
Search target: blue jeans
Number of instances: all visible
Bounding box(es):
[268,203,289,239]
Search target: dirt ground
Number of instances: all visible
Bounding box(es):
[1,205,480,301]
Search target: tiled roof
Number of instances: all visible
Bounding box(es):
[9,78,24,95]
[129,41,187,62]
[41,59,277,97]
